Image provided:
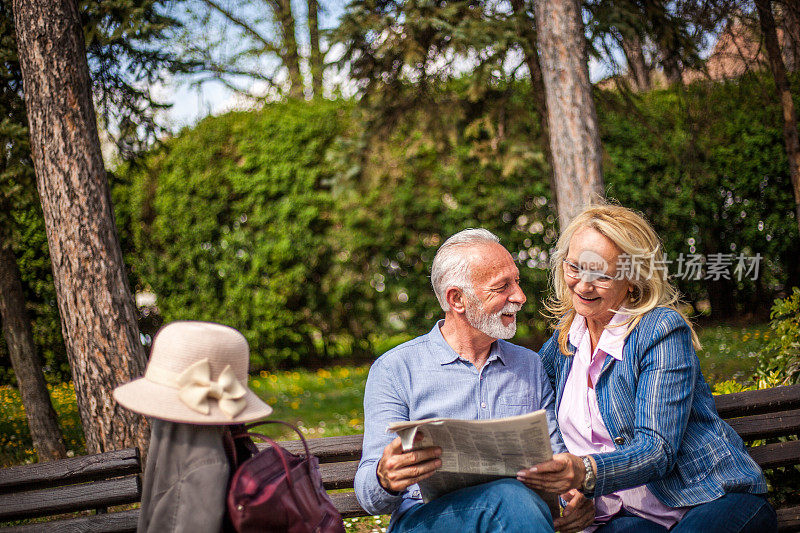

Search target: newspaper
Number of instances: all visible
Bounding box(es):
[388,410,553,502]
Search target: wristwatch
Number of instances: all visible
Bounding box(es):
[580,455,596,496]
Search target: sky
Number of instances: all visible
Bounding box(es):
[158,0,349,130]
[161,78,233,130]
[160,59,615,133]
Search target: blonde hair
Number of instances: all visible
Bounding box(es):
[544,204,701,355]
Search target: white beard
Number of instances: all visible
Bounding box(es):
[465,298,521,340]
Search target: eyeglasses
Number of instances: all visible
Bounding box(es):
[562,259,617,288]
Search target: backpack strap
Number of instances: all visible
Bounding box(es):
[224,424,258,469]
[245,420,313,457]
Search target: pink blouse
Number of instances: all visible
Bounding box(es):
[557,312,688,531]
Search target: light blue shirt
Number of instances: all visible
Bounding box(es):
[354,320,566,520]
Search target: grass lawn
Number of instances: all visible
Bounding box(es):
[695,322,770,385]
[0,321,770,531]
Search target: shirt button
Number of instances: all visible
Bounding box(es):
[481,402,487,408]
[412,490,420,498]
[613,436,625,445]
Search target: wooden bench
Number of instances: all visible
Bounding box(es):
[280,383,800,531]
[0,448,141,532]
[1,385,798,531]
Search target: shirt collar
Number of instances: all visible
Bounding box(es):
[427,320,506,366]
[567,311,629,361]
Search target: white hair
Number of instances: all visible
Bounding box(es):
[430,228,501,311]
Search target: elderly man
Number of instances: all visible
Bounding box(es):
[355,229,594,532]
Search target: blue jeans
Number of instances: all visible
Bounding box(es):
[594,493,777,533]
[390,478,554,533]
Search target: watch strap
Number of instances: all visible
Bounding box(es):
[580,455,596,496]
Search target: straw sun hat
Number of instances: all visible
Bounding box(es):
[114,321,272,425]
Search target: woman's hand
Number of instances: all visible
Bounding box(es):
[554,489,595,533]
[516,453,588,494]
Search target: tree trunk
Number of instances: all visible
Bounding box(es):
[621,33,651,91]
[532,0,605,228]
[706,277,737,320]
[12,0,149,455]
[660,54,683,85]
[510,0,559,210]
[781,0,800,72]
[756,0,800,235]
[307,0,323,98]
[274,0,304,98]
[0,240,67,461]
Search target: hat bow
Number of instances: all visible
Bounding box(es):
[176,359,247,418]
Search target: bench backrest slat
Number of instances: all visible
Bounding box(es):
[319,460,359,490]
[747,440,800,470]
[272,434,362,463]
[0,448,140,495]
[777,507,800,533]
[0,476,141,522]
[328,491,366,518]
[714,384,800,419]
[1,508,139,533]
[724,409,800,441]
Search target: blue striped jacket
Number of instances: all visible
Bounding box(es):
[539,307,767,507]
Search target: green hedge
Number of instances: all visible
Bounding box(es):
[5,73,800,378]
[102,75,800,369]
[120,100,348,368]
[120,88,557,369]
[601,74,800,314]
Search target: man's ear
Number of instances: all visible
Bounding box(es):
[446,286,467,314]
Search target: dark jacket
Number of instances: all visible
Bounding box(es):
[138,419,230,533]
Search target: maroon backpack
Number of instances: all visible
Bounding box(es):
[225,421,345,533]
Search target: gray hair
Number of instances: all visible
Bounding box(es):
[431,228,500,311]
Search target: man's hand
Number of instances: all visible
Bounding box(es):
[553,489,595,533]
[516,453,587,494]
[376,433,442,493]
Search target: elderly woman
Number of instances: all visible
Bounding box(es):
[517,205,776,532]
